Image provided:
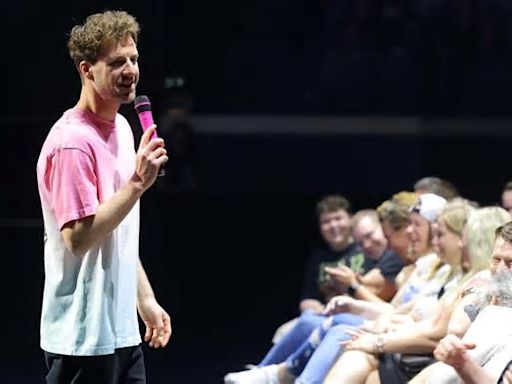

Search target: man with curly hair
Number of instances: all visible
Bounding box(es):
[36,10,171,383]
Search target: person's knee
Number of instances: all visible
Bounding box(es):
[297,312,323,331]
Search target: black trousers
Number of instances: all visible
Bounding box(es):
[45,346,146,384]
[378,352,435,384]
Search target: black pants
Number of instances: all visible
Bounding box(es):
[45,346,146,384]
[378,352,435,384]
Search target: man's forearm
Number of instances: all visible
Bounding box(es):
[61,179,144,256]
[455,356,496,384]
[137,258,156,304]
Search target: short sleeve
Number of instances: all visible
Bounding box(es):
[375,250,406,281]
[301,250,323,301]
[48,148,99,229]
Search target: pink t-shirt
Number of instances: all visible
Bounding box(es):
[36,108,141,355]
[38,108,135,229]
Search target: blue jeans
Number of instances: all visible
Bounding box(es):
[259,311,364,381]
[259,311,325,366]
[294,322,358,383]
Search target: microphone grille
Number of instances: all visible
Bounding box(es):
[134,95,151,113]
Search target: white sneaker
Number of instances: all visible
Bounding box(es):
[224,364,280,384]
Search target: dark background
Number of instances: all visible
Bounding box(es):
[3,0,512,382]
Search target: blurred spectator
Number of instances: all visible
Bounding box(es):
[156,120,204,195]
[156,81,204,195]
[414,176,459,200]
[502,181,512,214]
[300,195,362,313]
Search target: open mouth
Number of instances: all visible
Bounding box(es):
[119,83,135,91]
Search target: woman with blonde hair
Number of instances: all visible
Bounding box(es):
[410,214,512,384]
[324,205,511,384]
[224,192,450,384]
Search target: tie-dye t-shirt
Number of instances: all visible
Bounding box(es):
[36,108,141,355]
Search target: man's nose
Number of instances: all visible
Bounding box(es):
[123,61,137,76]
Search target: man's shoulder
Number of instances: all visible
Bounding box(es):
[311,242,361,258]
[378,249,404,265]
[44,109,102,152]
[344,242,363,256]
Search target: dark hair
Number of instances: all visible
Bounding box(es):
[316,195,351,216]
[503,181,512,192]
[414,176,459,200]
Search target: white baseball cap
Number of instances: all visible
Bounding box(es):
[411,193,447,223]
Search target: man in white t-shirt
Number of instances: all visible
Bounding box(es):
[36,10,171,383]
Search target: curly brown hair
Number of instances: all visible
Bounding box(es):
[67,10,140,66]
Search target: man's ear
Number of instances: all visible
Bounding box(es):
[79,61,94,81]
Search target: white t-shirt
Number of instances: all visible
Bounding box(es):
[36,108,141,355]
[427,306,512,383]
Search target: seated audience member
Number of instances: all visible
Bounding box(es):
[431,304,512,384]
[414,176,459,201]
[328,207,511,384]
[300,195,361,314]
[502,181,512,214]
[273,206,403,345]
[324,209,405,303]
[224,192,447,383]
[410,221,512,384]
[224,208,406,382]
[271,195,362,344]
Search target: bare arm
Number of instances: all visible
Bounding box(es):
[351,282,387,303]
[137,258,156,303]
[377,284,477,354]
[453,357,496,384]
[344,301,453,355]
[358,268,397,302]
[324,266,395,304]
[373,318,445,354]
[343,319,443,355]
[61,181,144,256]
[433,334,496,384]
[447,293,477,337]
[61,127,166,256]
[347,298,395,319]
[137,258,172,348]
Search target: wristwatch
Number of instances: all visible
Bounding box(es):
[348,281,360,296]
[373,336,385,354]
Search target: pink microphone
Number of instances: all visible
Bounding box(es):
[134,95,158,138]
[134,95,165,176]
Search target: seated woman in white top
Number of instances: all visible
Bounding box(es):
[324,206,511,384]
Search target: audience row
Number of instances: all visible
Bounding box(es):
[224,177,512,383]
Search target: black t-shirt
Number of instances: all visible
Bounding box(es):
[301,242,365,302]
[373,249,405,283]
[301,245,404,303]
